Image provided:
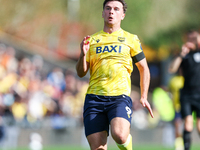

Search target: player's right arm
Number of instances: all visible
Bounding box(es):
[76,36,90,78]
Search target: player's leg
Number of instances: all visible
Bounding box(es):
[195,104,200,137]
[87,131,108,150]
[180,95,193,150]
[107,95,133,150]
[110,117,132,150]
[184,115,193,132]
[183,115,193,150]
[83,94,110,150]
[175,117,183,138]
[174,112,184,150]
[194,97,200,137]
[197,118,200,137]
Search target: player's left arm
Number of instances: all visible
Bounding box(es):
[135,58,154,118]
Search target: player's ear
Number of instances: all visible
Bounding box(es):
[102,11,105,18]
[121,13,125,20]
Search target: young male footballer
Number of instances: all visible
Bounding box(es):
[76,0,154,149]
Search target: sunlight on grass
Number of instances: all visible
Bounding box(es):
[16,144,200,150]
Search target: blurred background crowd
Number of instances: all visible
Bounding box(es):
[0,43,91,149]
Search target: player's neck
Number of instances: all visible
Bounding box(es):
[103,24,121,34]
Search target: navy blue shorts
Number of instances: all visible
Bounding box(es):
[83,94,133,137]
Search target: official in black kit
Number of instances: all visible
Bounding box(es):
[169,30,200,150]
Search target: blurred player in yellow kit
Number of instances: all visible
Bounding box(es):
[76,0,154,150]
[169,73,184,150]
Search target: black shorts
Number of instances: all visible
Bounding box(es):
[83,94,133,137]
[180,91,200,119]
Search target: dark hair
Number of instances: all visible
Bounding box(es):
[185,29,199,50]
[103,0,127,13]
[187,30,199,42]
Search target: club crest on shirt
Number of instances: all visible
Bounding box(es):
[118,37,126,42]
[96,39,100,43]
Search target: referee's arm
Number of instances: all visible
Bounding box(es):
[168,56,183,74]
[168,43,190,74]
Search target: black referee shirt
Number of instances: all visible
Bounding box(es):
[181,49,200,92]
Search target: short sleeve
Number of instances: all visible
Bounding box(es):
[130,35,143,57]
[130,35,145,63]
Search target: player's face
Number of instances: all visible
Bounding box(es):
[187,33,197,44]
[187,32,198,50]
[102,1,125,27]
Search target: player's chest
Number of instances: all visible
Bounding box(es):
[89,42,131,57]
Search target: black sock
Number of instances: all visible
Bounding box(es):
[183,130,191,150]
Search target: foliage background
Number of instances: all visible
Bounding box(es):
[0,0,200,61]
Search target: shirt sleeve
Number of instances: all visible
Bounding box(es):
[130,35,145,63]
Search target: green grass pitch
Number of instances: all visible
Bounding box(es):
[16,144,200,150]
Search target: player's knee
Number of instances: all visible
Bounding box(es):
[112,131,128,144]
[184,117,193,132]
[184,124,193,132]
[89,143,107,150]
[93,146,106,150]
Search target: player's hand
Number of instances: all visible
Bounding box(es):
[80,35,90,56]
[180,42,192,58]
[140,98,154,118]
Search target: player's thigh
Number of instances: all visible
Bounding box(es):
[87,131,108,150]
[84,112,109,137]
[83,94,110,137]
[110,117,130,144]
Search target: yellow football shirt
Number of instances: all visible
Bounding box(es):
[169,75,184,112]
[86,28,144,96]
